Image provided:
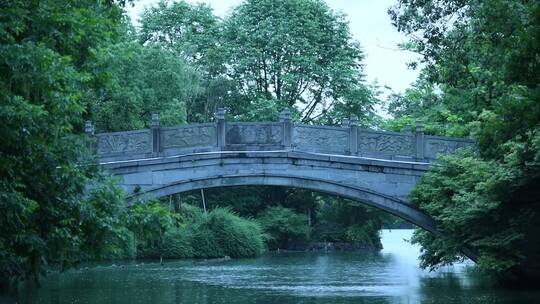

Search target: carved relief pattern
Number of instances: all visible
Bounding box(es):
[97,131,150,154]
[227,125,282,144]
[426,139,471,158]
[293,126,347,153]
[358,133,414,156]
[162,126,216,148]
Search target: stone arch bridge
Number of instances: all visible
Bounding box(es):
[88,109,476,260]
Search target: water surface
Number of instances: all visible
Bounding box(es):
[7,230,539,303]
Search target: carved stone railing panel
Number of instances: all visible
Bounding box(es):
[293,125,348,154]
[91,113,476,162]
[226,123,282,145]
[425,136,473,159]
[161,124,216,149]
[358,130,414,157]
[96,130,151,155]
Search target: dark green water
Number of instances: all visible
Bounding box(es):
[5,230,540,303]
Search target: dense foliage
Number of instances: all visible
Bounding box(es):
[0,0,125,289]
[88,41,190,132]
[0,0,394,291]
[389,0,540,282]
[257,206,311,250]
[137,0,379,125]
[313,197,384,250]
[129,204,264,259]
[221,0,377,124]
[185,187,387,251]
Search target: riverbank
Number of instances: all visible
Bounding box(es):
[275,241,381,252]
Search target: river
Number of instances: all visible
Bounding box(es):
[5,230,539,303]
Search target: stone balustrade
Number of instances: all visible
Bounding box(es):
[87,108,473,163]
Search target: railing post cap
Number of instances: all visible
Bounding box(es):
[415,121,424,132]
[279,108,291,121]
[84,120,95,135]
[349,115,358,126]
[151,113,159,127]
[215,108,226,120]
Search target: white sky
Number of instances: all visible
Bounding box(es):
[126,0,419,97]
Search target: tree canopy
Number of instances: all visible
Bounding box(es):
[6,0,540,291]
[389,0,540,282]
[137,0,379,125]
[0,0,386,291]
[0,0,126,288]
[221,0,376,124]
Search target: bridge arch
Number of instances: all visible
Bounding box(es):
[107,150,480,262]
[124,170,478,262]
[93,110,477,262]
[127,173,438,235]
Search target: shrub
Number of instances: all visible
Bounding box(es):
[345,223,382,250]
[190,223,224,258]
[102,228,137,260]
[162,228,194,259]
[207,208,264,258]
[257,206,311,250]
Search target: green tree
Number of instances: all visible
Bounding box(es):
[411,143,540,279]
[382,75,469,137]
[138,0,379,125]
[313,196,384,249]
[126,201,181,258]
[79,176,134,260]
[389,0,540,155]
[389,0,540,282]
[257,206,311,250]
[0,0,126,288]
[222,0,377,124]
[87,41,191,132]
[139,0,222,69]
[138,0,227,122]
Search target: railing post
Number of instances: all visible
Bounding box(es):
[215,108,227,149]
[84,120,95,136]
[349,115,358,155]
[279,108,292,149]
[415,121,425,160]
[151,113,160,156]
[84,120,96,153]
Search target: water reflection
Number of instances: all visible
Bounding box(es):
[7,230,540,304]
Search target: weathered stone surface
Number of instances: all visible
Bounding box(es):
[226,123,282,145]
[358,130,414,157]
[161,124,216,149]
[96,130,151,154]
[425,136,473,159]
[293,125,348,153]
[93,121,474,161]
